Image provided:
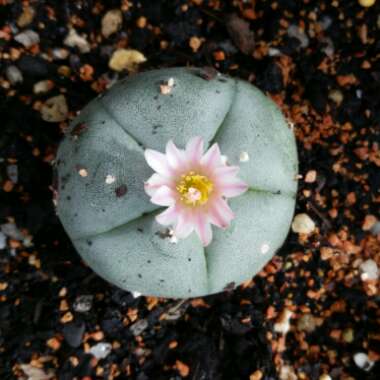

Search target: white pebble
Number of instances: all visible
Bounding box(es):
[78,168,88,177]
[19,364,55,380]
[52,48,70,60]
[89,342,112,359]
[274,309,293,334]
[168,228,178,244]
[260,243,270,255]
[101,9,123,38]
[292,213,315,234]
[287,120,295,131]
[359,259,379,281]
[33,80,52,94]
[167,77,175,87]
[304,170,317,183]
[105,175,116,184]
[268,47,282,56]
[353,352,374,371]
[328,89,343,106]
[279,365,297,380]
[239,151,249,162]
[64,28,90,53]
[109,49,146,72]
[15,30,39,48]
[132,291,142,298]
[41,95,68,122]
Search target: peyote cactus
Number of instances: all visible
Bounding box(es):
[56,67,298,298]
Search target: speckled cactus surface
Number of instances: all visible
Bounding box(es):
[56,67,298,298]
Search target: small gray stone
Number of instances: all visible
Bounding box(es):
[319,16,333,30]
[73,295,93,312]
[130,318,148,336]
[6,164,18,183]
[15,30,39,47]
[89,342,112,359]
[287,25,309,48]
[1,223,23,240]
[63,321,85,347]
[5,65,23,84]
[371,221,380,235]
[20,364,55,380]
[0,232,6,250]
[353,352,374,371]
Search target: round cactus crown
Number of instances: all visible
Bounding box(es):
[56,67,298,298]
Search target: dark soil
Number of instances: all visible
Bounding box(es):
[0,1,379,379]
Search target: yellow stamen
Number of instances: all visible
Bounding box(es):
[176,172,213,206]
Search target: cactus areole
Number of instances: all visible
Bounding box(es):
[56,67,298,298]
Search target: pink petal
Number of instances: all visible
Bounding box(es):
[214,197,235,217]
[194,212,213,247]
[208,199,235,228]
[144,173,171,197]
[185,136,204,163]
[220,181,249,198]
[200,143,223,169]
[213,165,240,180]
[155,205,178,225]
[165,140,184,169]
[150,186,176,206]
[174,211,194,239]
[144,149,172,177]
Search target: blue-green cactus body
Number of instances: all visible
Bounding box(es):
[57,67,298,298]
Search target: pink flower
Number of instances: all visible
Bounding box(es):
[144,137,248,246]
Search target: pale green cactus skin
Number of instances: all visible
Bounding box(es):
[56,67,298,298]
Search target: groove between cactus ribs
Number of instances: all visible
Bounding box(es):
[208,78,238,148]
[203,187,296,291]
[73,188,295,295]
[99,100,147,149]
[74,187,295,253]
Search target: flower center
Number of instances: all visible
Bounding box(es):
[176,171,213,206]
